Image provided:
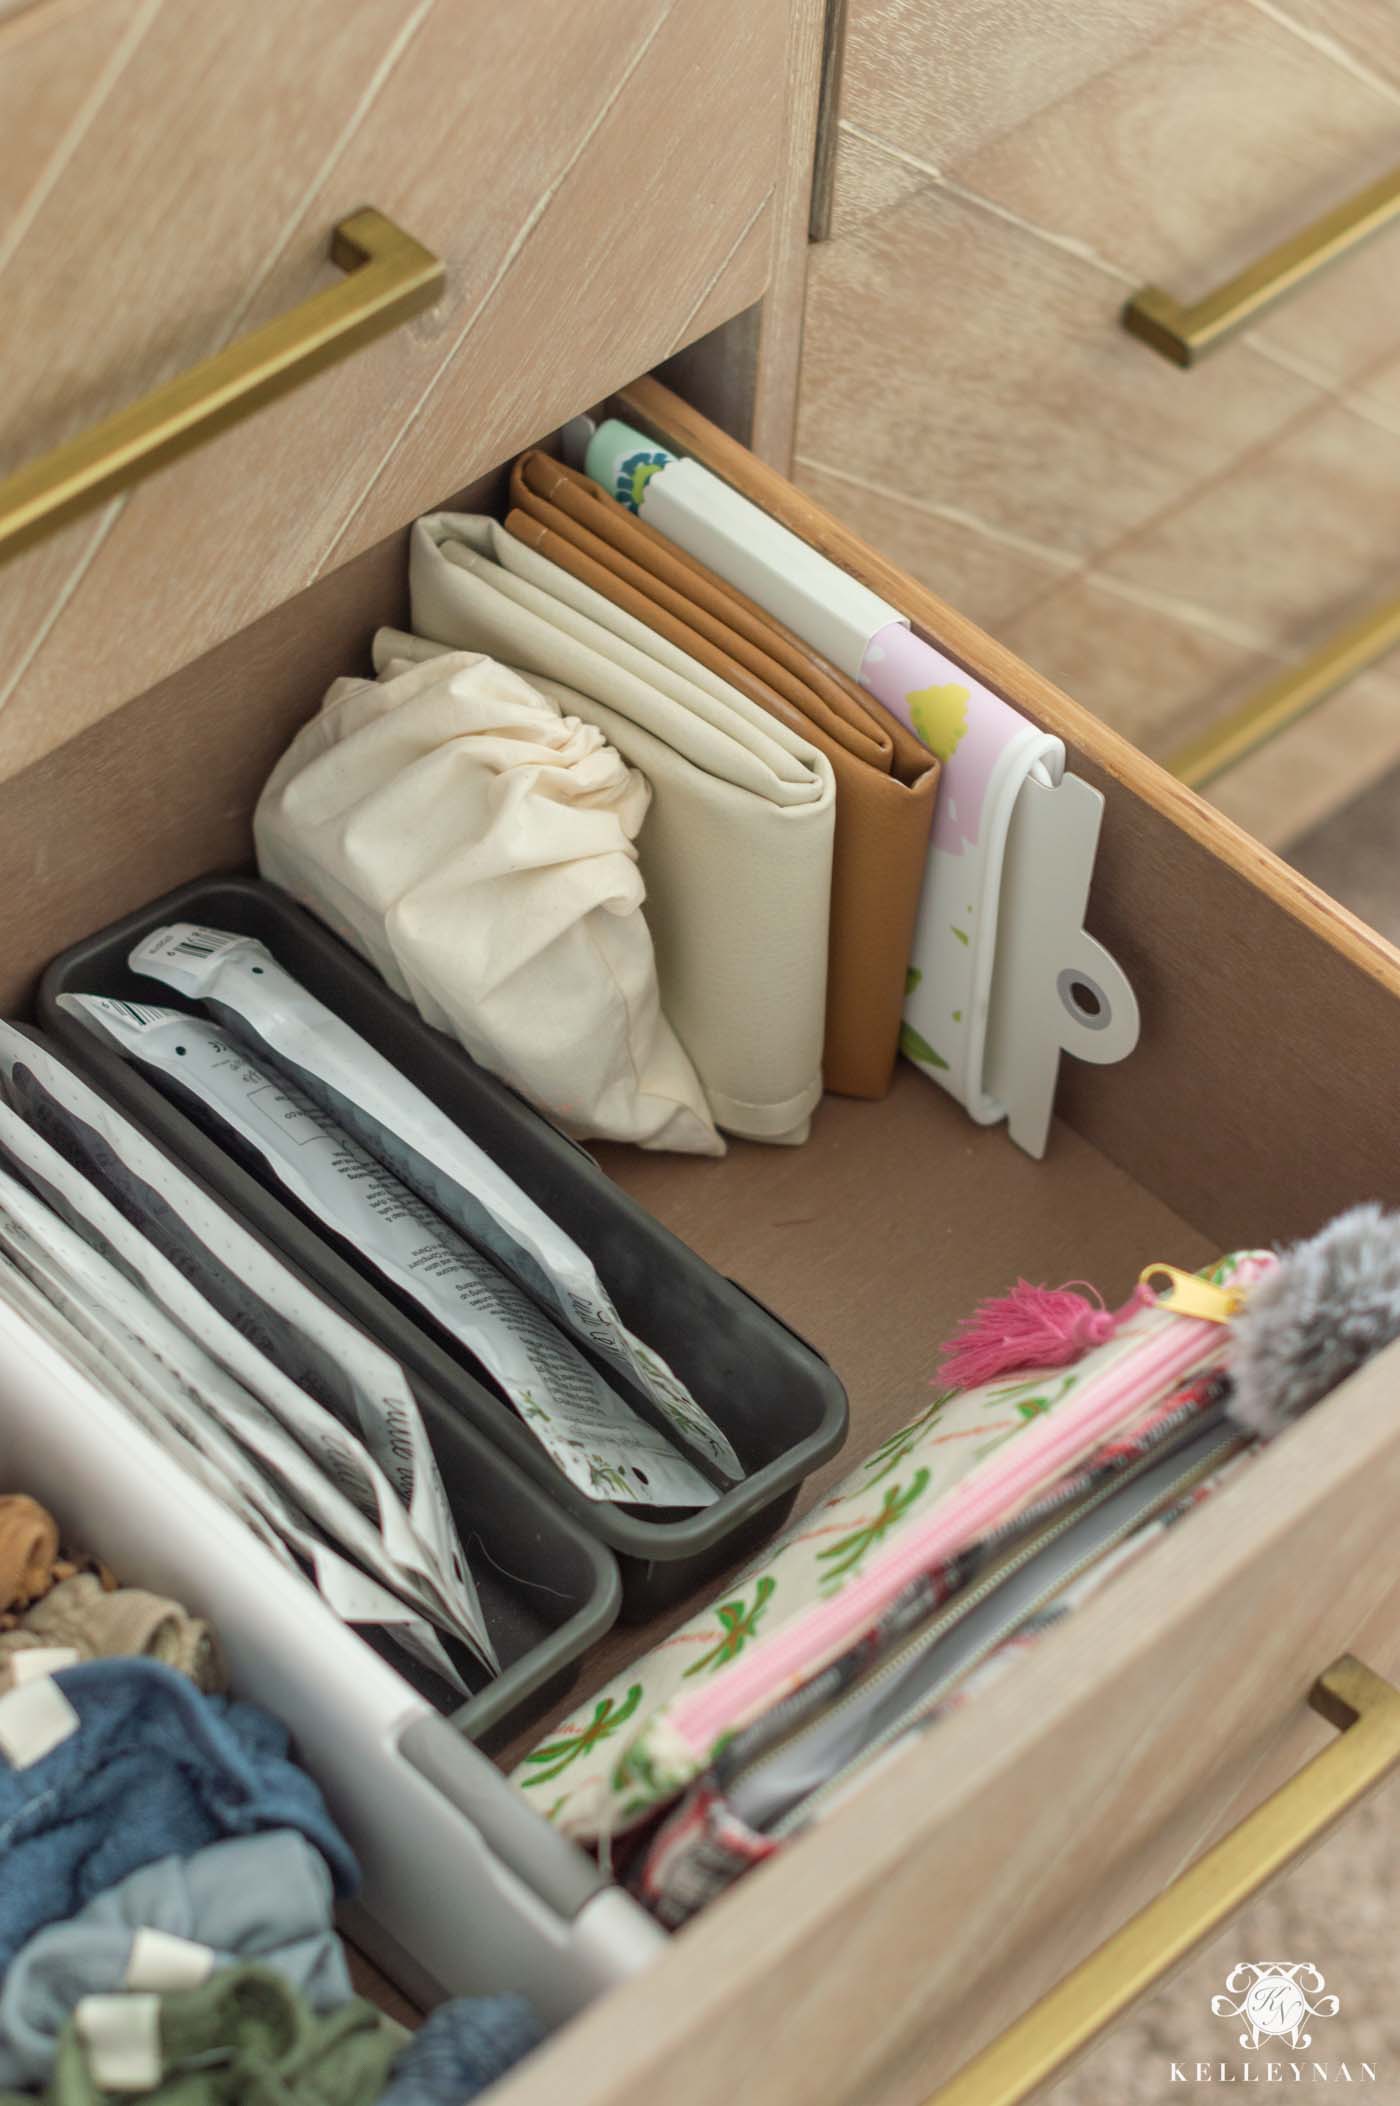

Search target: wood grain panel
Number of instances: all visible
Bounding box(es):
[0,0,803,783]
[746,0,826,468]
[1095,397,1400,654]
[793,456,1073,627]
[838,0,1204,187]
[956,0,1400,394]
[1243,0,1400,113]
[824,114,927,238]
[796,177,1315,567]
[0,0,418,470]
[323,0,783,549]
[0,0,140,229]
[999,573,1271,755]
[1004,573,1400,848]
[0,0,424,740]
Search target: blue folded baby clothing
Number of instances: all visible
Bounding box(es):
[0,1659,358,1970]
[377,1994,543,2105]
[0,1830,353,2089]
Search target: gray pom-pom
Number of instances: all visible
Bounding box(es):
[1229,1204,1400,1437]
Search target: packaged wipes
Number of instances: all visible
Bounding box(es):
[0,1213,478,1699]
[117,923,742,1482]
[0,1024,495,1673]
[62,997,722,1509]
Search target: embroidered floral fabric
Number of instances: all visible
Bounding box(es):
[512,1253,1270,1842]
[632,1440,1261,1927]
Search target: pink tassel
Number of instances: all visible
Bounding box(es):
[937,1278,1156,1390]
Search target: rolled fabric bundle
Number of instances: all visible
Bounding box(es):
[0,1574,226,1696]
[0,1832,352,2090]
[255,649,720,1156]
[376,1995,543,2105]
[14,1964,399,2106]
[0,1659,359,1971]
[389,510,837,1147]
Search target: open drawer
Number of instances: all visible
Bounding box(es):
[2,377,1399,2104]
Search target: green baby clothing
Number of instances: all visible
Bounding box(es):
[0,1965,404,2105]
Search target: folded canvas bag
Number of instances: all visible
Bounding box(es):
[394,511,837,1147]
[255,650,721,1156]
[506,452,941,1101]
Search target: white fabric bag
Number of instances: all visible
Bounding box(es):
[388,512,837,1147]
[254,649,720,1156]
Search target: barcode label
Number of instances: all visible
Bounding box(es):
[80,998,170,1030]
[129,924,245,989]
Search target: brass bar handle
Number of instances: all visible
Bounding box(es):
[930,1656,1400,2106]
[0,207,444,561]
[1122,162,1400,366]
[1168,591,1400,788]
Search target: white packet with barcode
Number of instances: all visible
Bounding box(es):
[0,1025,494,1667]
[122,924,741,1482]
[0,1225,475,1698]
[61,996,719,1509]
[0,1100,490,1674]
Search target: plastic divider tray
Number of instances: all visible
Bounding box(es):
[40,874,850,1620]
[2,1014,620,1753]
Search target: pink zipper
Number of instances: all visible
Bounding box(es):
[673,1255,1275,1755]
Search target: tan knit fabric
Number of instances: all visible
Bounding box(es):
[0,1573,226,1693]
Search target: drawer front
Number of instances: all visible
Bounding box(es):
[797,0,1400,839]
[0,0,792,784]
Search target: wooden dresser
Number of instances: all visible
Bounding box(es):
[4,5,1400,2103]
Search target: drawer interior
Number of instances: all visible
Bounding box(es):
[2,372,1399,2090]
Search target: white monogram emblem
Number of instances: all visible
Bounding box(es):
[1212,1963,1341,2051]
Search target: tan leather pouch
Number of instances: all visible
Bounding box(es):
[507,452,940,1099]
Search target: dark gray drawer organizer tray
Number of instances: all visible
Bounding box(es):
[5,1018,618,1754]
[41,875,850,1618]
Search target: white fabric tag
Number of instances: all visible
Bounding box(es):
[10,1646,81,1685]
[75,1994,162,2092]
[0,1676,79,1767]
[125,1929,217,1992]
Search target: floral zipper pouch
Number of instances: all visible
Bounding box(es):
[633,1431,1260,1928]
[511,1251,1275,1844]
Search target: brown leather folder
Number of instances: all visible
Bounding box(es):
[506,451,940,1099]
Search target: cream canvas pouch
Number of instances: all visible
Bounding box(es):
[254,649,720,1157]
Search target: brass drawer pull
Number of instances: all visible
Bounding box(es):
[0,208,444,561]
[1168,593,1400,788]
[1122,164,1400,366]
[931,1655,1400,2105]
